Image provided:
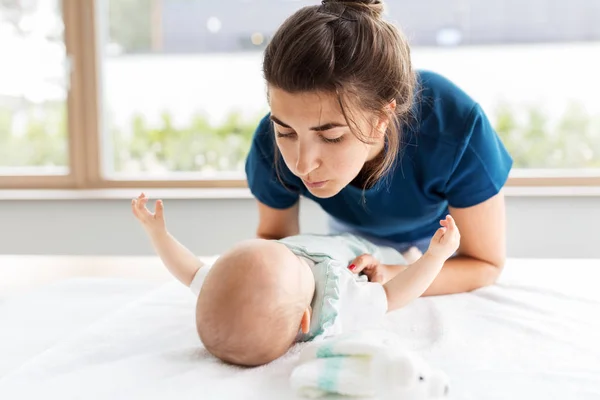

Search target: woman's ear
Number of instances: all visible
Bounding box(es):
[300,306,312,334]
[387,98,397,112]
[375,99,397,137]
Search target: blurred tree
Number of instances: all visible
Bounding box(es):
[0,103,67,167]
[2,100,600,173]
[111,109,262,173]
[554,102,600,168]
[495,102,552,168]
[494,101,600,169]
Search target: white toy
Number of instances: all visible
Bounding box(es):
[290,330,449,399]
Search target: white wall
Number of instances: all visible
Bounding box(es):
[0,190,598,258]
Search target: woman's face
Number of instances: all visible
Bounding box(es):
[268,86,386,198]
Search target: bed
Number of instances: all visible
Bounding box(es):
[0,257,599,399]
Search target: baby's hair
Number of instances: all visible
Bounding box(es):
[197,300,301,367]
[265,0,417,190]
[195,251,308,367]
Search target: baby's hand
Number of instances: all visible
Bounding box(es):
[131,193,166,235]
[426,215,460,261]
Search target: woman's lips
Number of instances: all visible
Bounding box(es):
[303,180,328,189]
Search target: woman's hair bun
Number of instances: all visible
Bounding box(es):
[321,0,384,19]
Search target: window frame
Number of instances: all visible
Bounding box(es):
[0,0,598,190]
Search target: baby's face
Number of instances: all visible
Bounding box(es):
[196,239,315,366]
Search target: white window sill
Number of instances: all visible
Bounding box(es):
[1,186,600,201]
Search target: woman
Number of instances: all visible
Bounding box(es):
[244,0,513,296]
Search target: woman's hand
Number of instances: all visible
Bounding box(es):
[348,254,406,284]
[131,192,166,236]
[347,246,424,284]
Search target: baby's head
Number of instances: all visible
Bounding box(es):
[196,239,315,367]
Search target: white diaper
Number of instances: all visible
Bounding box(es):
[278,233,407,342]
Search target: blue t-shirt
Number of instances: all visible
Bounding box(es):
[244,70,513,244]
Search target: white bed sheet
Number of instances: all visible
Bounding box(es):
[0,258,599,400]
[0,278,162,378]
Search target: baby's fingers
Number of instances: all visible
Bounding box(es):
[155,200,164,219]
[446,215,456,230]
[137,193,149,212]
[432,226,447,243]
[131,198,140,218]
[133,196,153,219]
[444,215,460,239]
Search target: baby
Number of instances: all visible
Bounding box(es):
[132,193,460,367]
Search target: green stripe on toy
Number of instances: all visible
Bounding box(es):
[317,357,344,392]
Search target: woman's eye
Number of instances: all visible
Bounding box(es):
[322,135,344,144]
[276,131,296,139]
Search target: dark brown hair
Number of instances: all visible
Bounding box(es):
[263,0,416,189]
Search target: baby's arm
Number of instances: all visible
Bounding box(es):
[132,193,203,287]
[383,215,460,311]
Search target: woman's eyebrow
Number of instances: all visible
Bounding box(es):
[270,115,347,131]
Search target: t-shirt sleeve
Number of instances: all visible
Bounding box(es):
[444,104,513,208]
[244,114,303,209]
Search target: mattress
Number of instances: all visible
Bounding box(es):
[0,258,598,399]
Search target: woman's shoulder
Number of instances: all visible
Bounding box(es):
[416,69,476,109]
[411,70,485,145]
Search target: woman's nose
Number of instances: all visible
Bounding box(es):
[296,147,319,176]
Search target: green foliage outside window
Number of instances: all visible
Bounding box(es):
[1,101,599,172]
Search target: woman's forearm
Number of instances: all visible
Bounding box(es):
[421,255,502,296]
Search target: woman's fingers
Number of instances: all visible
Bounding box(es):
[348,254,375,274]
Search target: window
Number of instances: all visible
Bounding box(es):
[99,0,270,185]
[0,0,70,186]
[1,0,599,189]
[396,0,600,186]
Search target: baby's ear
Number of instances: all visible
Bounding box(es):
[300,307,311,334]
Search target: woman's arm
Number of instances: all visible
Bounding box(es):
[422,191,507,296]
[256,200,301,240]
